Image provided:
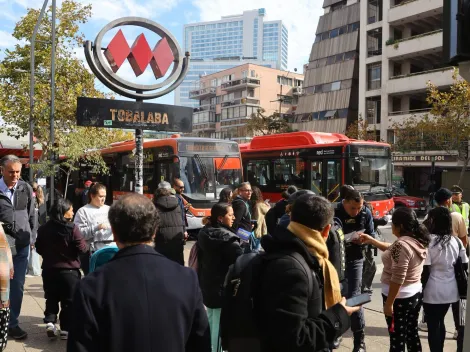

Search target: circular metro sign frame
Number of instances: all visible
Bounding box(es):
[84,17,190,100]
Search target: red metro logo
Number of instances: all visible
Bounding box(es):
[84,17,190,100]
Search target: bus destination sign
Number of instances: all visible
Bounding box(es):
[76,97,193,132]
[178,141,239,154]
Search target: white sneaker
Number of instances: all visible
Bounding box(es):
[60,331,68,340]
[454,330,458,340]
[46,323,59,339]
[418,322,428,332]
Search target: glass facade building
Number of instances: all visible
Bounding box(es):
[176,9,288,107]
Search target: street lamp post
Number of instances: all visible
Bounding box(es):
[29,0,49,183]
[49,0,57,206]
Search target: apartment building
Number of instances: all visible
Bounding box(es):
[358,0,464,195]
[175,9,289,108]
[291,0,361,133]
[188,63,303,142]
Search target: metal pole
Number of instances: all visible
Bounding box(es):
[50,0,56,205]
[29,0,49,183]
[135,94,143,194]
[279,84,282,117]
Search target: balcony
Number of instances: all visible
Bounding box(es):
[221,78,260,91]
[387,67,454,94]
[386,30,442,59]
[221,98,260,108]
[189,86,216,100]
[389,0,443,26]
[192,111,217,131]
[193,104,216,113]
[193,122,216,131]
[386,108,431,128]
[292,87,303,95]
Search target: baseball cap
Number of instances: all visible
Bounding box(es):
[451,185,463,194]
[288,190,316,204]
[84,180,92,187]
[434,188,452,204]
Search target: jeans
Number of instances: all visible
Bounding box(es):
[42,269,81,331]
[346,258,365,333]
[27,247,41,276]
[424,302,464,352]
[383,292,422,352]
[9,245,30,328]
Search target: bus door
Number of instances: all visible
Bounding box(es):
[309,158,342,201]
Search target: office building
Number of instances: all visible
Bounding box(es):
[176,9,288,108]
[291,0,360,133]
[189,63,303,142]
[358,0,463,195]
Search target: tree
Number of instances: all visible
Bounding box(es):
[0,0,126,180]
[246,108,293,136]
[393,69,470,185]
[345,115,379,141]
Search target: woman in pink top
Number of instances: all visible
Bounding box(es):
[360,207,430,352]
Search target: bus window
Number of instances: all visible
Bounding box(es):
[326,160,341,202]
[273,158,305,189]
[311,161,323,195]
[246,160,271,186]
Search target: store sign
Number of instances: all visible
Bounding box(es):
[76,97,192,132]
[392,154,457,162]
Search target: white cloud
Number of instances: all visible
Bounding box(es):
[191,0,324,72]
[0,30,23,47]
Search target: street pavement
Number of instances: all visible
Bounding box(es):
[5,227,459,351]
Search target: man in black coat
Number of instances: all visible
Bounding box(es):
[231,182,253,233]
[67,193,210,352]
[256,194,359,351]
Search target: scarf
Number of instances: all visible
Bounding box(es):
[287,221,342,309]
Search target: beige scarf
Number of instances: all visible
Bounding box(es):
[288,221,342,309]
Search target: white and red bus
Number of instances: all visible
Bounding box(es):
[240,131,394,218]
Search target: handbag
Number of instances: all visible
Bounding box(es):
[454,237,468,299]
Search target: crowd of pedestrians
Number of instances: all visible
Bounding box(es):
[0,152,468,352]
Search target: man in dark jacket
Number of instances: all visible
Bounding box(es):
[257,194,358,351]
[153,181,185,265]
[67,193,211,352]
[231,182,253,233]
[0,155,36,340]
[265,186,297,234]
[335,189,375,352]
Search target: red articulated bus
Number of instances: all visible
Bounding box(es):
[240,131,394,218]
[75,135,243,233]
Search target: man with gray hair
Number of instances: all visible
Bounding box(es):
[0,155,36,339]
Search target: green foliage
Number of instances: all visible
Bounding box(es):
[0,0,126,178]
[246,108,293,136]
[345,115,379,141]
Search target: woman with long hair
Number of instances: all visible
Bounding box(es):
[251,186,270,239]
[422,207,468,352]
[74,183,113,274]
[197,202,243,352]
[36,198,87,340]
[359,207,430,351]
[218,188,233,204]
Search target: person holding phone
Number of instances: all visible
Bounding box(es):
[359,207,430,352]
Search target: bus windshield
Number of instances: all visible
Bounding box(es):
[179,156,242,200]
[349,156,391,191]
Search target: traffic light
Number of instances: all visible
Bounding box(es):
[444,0,470,64]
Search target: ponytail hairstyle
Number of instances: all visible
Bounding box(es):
[206,202,232,227]
[392,207,430,247]
[88,182,106,203]
[424,207,453,248]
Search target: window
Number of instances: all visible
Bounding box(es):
[367,64,382,90]
[326,160,341,202]
[339,26,347,35]
[335,53,344,63]
[211,79,217,87]
[392,97,401,112]
[367,28,383,57]
[344,51,356,61]
[246,160,271,186]
[311,161,323,195]
[327,56,336,65]
[331,81,341,91]
[330,28,340,38]
[251,70,256,77]
[273,158,306,189]
[368,0,383,24]
[242,70,247,78]
[321,32,329,41]
[348,22,360,32]
[366,97,381,124]
[341,79,353,89]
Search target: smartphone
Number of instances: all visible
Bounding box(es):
[346,293,371,307]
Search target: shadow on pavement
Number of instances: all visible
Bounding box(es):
[364,326,390,338]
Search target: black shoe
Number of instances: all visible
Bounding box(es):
[330,336,342,349]
[8,325,28,340]
[353,331,366,352]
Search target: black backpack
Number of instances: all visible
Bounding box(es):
[220,250,315,352]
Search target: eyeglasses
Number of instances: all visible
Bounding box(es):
[240,189,253,193]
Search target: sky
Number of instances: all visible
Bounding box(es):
[0,0,323,105]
